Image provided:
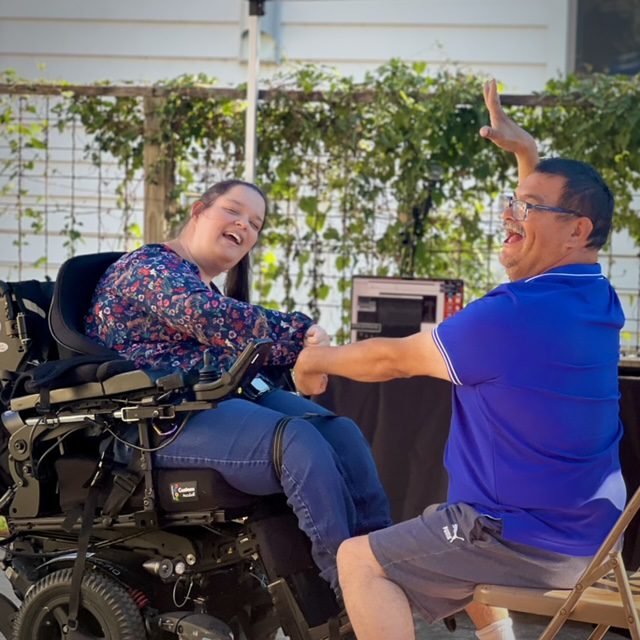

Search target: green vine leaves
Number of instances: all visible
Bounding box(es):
[1,64,639,340]
[520,72,640,241]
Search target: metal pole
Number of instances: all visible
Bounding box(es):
[244,1,264,183]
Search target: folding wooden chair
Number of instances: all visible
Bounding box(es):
[474,486,640,640]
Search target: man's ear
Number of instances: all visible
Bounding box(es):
[570,216,594,246]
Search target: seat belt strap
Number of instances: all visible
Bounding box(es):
[101,452,143,519]
[272,416,295,481]
[67,485,99,637]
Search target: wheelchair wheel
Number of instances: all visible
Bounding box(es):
[0,592,18,638]
[12,568,146,640]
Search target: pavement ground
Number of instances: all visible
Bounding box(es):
[0,571,629,640]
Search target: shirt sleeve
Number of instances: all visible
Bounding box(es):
[432,288,517,386]
[121,251,314,367]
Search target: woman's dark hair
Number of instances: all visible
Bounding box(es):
[534,158,614,249]
[198,179,268,303]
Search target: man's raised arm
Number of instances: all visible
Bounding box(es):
[479,79,539,184]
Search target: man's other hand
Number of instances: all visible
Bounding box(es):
[293,348,329,395]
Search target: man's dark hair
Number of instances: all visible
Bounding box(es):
[198,179,269,303]
[535,158,614,249]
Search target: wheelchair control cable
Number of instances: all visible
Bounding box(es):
[86,410,193,453]
[33,425,81,478]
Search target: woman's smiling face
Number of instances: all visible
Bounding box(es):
[192,184,266,274]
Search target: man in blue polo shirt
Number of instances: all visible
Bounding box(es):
[292,80,625,640]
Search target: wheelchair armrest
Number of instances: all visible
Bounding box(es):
[101,369,174,395]
[9,369,164,412]
[8,340,273,412]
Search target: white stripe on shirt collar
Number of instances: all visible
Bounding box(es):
[524,271,604,284]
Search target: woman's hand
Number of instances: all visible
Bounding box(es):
[304,324,331,347]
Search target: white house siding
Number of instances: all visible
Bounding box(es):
[1,0,570,90]
[0,0,638,354]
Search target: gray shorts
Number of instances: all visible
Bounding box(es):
[369,502,591,623]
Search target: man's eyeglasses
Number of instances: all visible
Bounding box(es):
[500,194,581,222]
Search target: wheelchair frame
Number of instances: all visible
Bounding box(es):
[0,254,352,640]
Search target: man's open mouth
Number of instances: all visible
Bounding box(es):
[505,231,523,244]
[504,224,525,244]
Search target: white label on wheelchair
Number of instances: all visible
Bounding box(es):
[170,481,198,502]
[0,342,7,353]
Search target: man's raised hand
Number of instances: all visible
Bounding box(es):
[479,79,539,182]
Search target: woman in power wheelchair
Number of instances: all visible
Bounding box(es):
[0,179,390,640]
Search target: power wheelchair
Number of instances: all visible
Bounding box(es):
[0,252,352,640]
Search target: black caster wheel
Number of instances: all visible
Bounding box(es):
[12,568,146,640]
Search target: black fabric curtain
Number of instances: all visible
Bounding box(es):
[316,374,640,568]
[619,376,640,568]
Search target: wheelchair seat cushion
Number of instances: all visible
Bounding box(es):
[55,458,259,515]
[156,468,261,512]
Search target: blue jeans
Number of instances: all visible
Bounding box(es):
[152,389,392,591]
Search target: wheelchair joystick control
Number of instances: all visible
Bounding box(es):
[198,350,219,384]
[193,340,272,401]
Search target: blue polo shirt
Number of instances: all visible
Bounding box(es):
[432,263,626,556]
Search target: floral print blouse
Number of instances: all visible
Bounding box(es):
[84,244,313,376]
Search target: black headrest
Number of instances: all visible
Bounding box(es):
[49,252,125,358]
